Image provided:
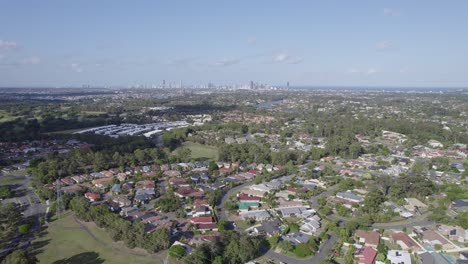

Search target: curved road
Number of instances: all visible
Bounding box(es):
[217,176,340,264]
[218,174,436,264]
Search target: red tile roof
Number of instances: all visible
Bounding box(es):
[355,246,377,264]
[190,217,214,224]
[237,193,261,202]
[84,192,100,200]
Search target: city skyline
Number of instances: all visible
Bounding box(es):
[1,1,468,87]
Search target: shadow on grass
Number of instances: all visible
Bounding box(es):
[29,239,51,256]
[52,251,104,264]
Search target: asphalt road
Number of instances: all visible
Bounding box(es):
[217,169,437,264]
[217,174,341,263]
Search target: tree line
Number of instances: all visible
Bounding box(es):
[70,197,170,253]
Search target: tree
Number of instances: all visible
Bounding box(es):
[18,224,30,234]
[218,219,227,231]
[267,234,279,249]
[317,195,327,207]
[169,245,186,259]
[362,190,385,215]
[1,249,37,264]
[294,243,313,257]
[173,147,191,163]
[0,186,14,199]
[0,203,22,243]
[69,197,90,221]
[279,240,293,252]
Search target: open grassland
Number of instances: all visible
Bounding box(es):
[0,110,22,123]
[33,213,162,264]
[179,142,219,160]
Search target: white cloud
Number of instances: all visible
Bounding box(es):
[347,67,379,75]
[21,56,41,65]
[70,63,83,73]
[272,53,303,64]
[366,68,377,75]
[273,53,290,63]
[210,58,240,67]
[0,40,17,49]
[384,8,400,17]
[376,40,393,50]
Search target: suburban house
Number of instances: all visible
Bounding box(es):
[300,215,321,234]
[387,250,412,264]
[91,177,113,188]
[277,206,309,218]
[281,232,311,245]
[110,183,121,194]
[135,188,155,204]
[336,191,364,204]
[438,225,467,243]
[237,193,261,203]
[112,195,132,207]
[84,192,100,202]
[254,219,282,237]
[355,230,380,249]
[237,202,260,212]
[192,205,211,217]
[391,232,422,252]
[404,198,428,212]
[354,246,378,264]
[190,216,214,224]
[240,210,271,221]
[190,216,217,231]
[417,228,455,250]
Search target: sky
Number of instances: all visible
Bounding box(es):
[1,1,468,88]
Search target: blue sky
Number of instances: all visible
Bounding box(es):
[1,1,468,87]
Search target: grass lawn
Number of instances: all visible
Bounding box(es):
[0,175,25,185]
[0,170,27,185]
[177,142,219,161]
[81,111,107,116]
[33,213,163,264]
[0,110,22,123]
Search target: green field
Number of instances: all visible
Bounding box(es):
[33,213,163,264]
[0,175,24,185]
[178,142,219,160]
[0,110,22,123]
[81,111,107,116]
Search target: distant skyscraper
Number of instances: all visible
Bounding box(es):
[250,81,254,89]
[162,80,166,88]
[287,81,290,88]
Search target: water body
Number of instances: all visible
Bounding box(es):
[256,99,283,108]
